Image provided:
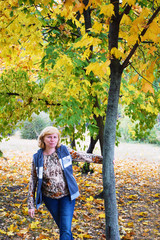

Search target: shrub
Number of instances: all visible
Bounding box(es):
[143,123,160,145]
[119,116,160,145]
[20,113,53,139]
[118,116,136,142]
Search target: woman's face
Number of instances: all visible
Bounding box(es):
[43,133,59,149]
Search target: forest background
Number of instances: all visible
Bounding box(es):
[0,0,160,239]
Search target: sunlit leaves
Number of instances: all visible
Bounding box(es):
[120,78,160,139]
[53,54,73,75]
[85,60,110,78]
[122,0,136,7]
[91,21,103,33]
[0,69,44,139]
[100,4,114,18]
[110,47,125,59]
[121,14,132,26]
[0,1,44,70]
[0,0,159,145]
[73,34,102,50]
[141,20,160,43]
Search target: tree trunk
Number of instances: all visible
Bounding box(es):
[103,59,121,240]
[70,137,76,149]
[102,0,121,238]
[87,136,99,153]
[81,0,104,173]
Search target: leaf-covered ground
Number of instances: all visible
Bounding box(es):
[0,149,159,240]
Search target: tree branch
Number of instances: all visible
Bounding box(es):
[3,15,18,29]
[119,4,132,22]
[42,99,61,106]
[121,6,160,71]
[5,92,20,96]
[129,62,160,90]
[1,92,62,106]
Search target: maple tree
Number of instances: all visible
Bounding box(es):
[100,1,159,238]
[0,1,159,142]
[0,0,160,239]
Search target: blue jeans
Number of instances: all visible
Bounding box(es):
[43,195,75,240]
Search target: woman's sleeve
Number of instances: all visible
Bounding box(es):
[27,159,38,209]
[68,147,103,164]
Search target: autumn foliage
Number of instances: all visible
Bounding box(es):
[0,0,159,140]
[0,146,159,239]
[0,1,160,239]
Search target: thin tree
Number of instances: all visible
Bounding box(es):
[103,1,160,239]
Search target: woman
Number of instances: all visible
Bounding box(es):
[28,126,103,240]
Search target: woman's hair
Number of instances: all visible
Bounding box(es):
[38,126,61,149]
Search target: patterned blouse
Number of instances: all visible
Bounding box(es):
[28,147,103,209]
[42,152,69,199]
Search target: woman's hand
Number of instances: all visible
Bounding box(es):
[28,208,35,218]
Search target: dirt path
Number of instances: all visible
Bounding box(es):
[115,142,160,164]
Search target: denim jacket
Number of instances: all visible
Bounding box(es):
[33,144,79,209]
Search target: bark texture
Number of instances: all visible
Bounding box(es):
[103,60,121,240]
[102,1,121,239]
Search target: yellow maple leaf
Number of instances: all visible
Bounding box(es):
[110,47,123,59]
[127,34,139,46]
[85,62,98,75]
[121,14,132,25]
[14,203,21,208]
[73,2,85,14]
[141,82,154,94]
[122,0,136,7]
[22,207,28,215]
[85,61,110,78]
[54,55,73,75]
[82,233,93,238]
[83,48,92,60]
[128,194,138,199]
[77,227,85,232]
[7,224,18,235]
[86,196,94,201]
[101,60,110,76]
[129,74,139,84]
[92,22,103,33]
[139,212,148,217]
[0,229,6,234]
[19,217,27,224]
[98,213,105,218]
[30,220,40,229]
[153,193,160,197]
[12,214,20,219]
[127,222,134,227]
[100,4,114,18]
